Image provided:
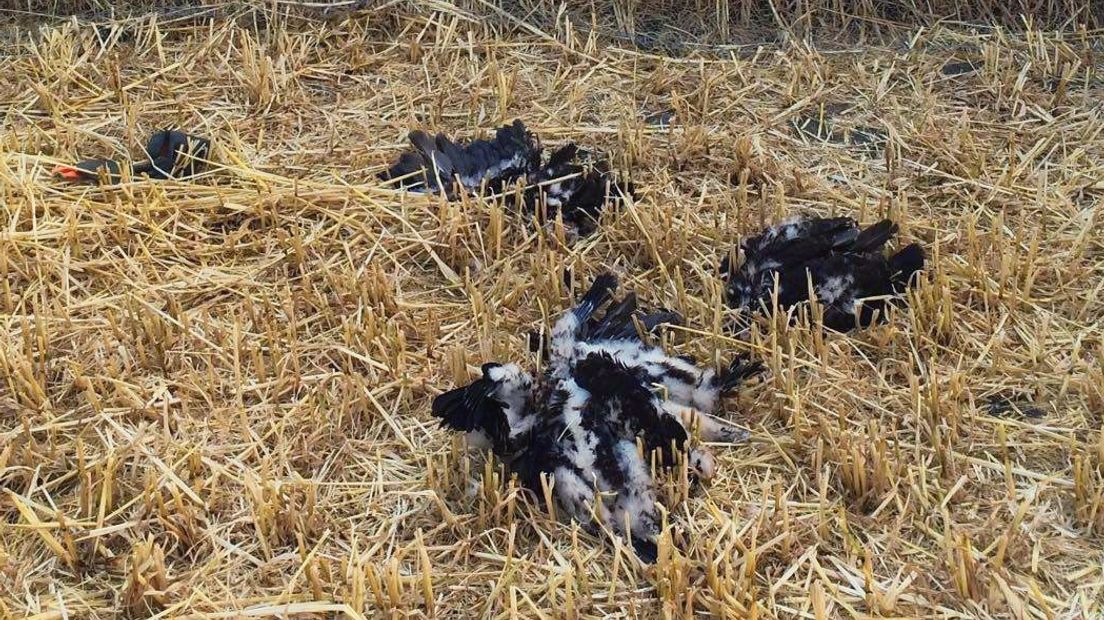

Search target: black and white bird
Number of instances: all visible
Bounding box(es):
[721,216,925,331]
[432,273,763,562]
[542,274,762,445]
[524,144,635,237]
[380,120,633,236]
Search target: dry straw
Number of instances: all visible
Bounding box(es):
[1,0,1102,618]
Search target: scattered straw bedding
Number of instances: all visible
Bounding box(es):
[1,4,1102,618]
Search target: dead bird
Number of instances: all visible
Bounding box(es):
[380,120,633,236]
[380,119,540,198]
[524,144,635,237]
[545,274,763,442]
[54,130,210,183]
[721,216,925,332]
[432,273,763,562]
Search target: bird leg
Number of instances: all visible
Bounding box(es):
[687,447,716,481]
[551,466,611,526]
[660,401,750,444]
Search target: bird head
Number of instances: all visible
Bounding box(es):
[482,363,534,411]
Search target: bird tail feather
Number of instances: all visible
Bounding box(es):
[850,219,899,253]
[572,273,618,322]
[889,243,925,291]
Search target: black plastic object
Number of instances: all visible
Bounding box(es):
[55,130,210,182]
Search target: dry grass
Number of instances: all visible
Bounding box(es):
[2,2,1103,618]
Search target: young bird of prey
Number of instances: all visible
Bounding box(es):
[432,273,763,562]
[54,130,210,183]
[721,216,925,331]
[524,144,635,237]
[380,120,633,236]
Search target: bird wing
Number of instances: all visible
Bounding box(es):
[585,292,683,342]
[889,243,925,291]
[584,292,638,340]
[380,151,431,189]
[434,133,468,179]
[742,216,857,261]
[431,377,513,455]
[567,272,619,325]
[140,130,211,179]
[381,121,539,194]
[406,130,452,191]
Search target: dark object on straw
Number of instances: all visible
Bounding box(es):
[985,395,1045,419]
[380,120,633,236]
[433,273,764,563]
[721,217,925,332]
[54,130,210,183]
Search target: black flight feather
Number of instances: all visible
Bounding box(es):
[431,367,513,455]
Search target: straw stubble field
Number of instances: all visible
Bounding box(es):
[1,2,1103,618]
